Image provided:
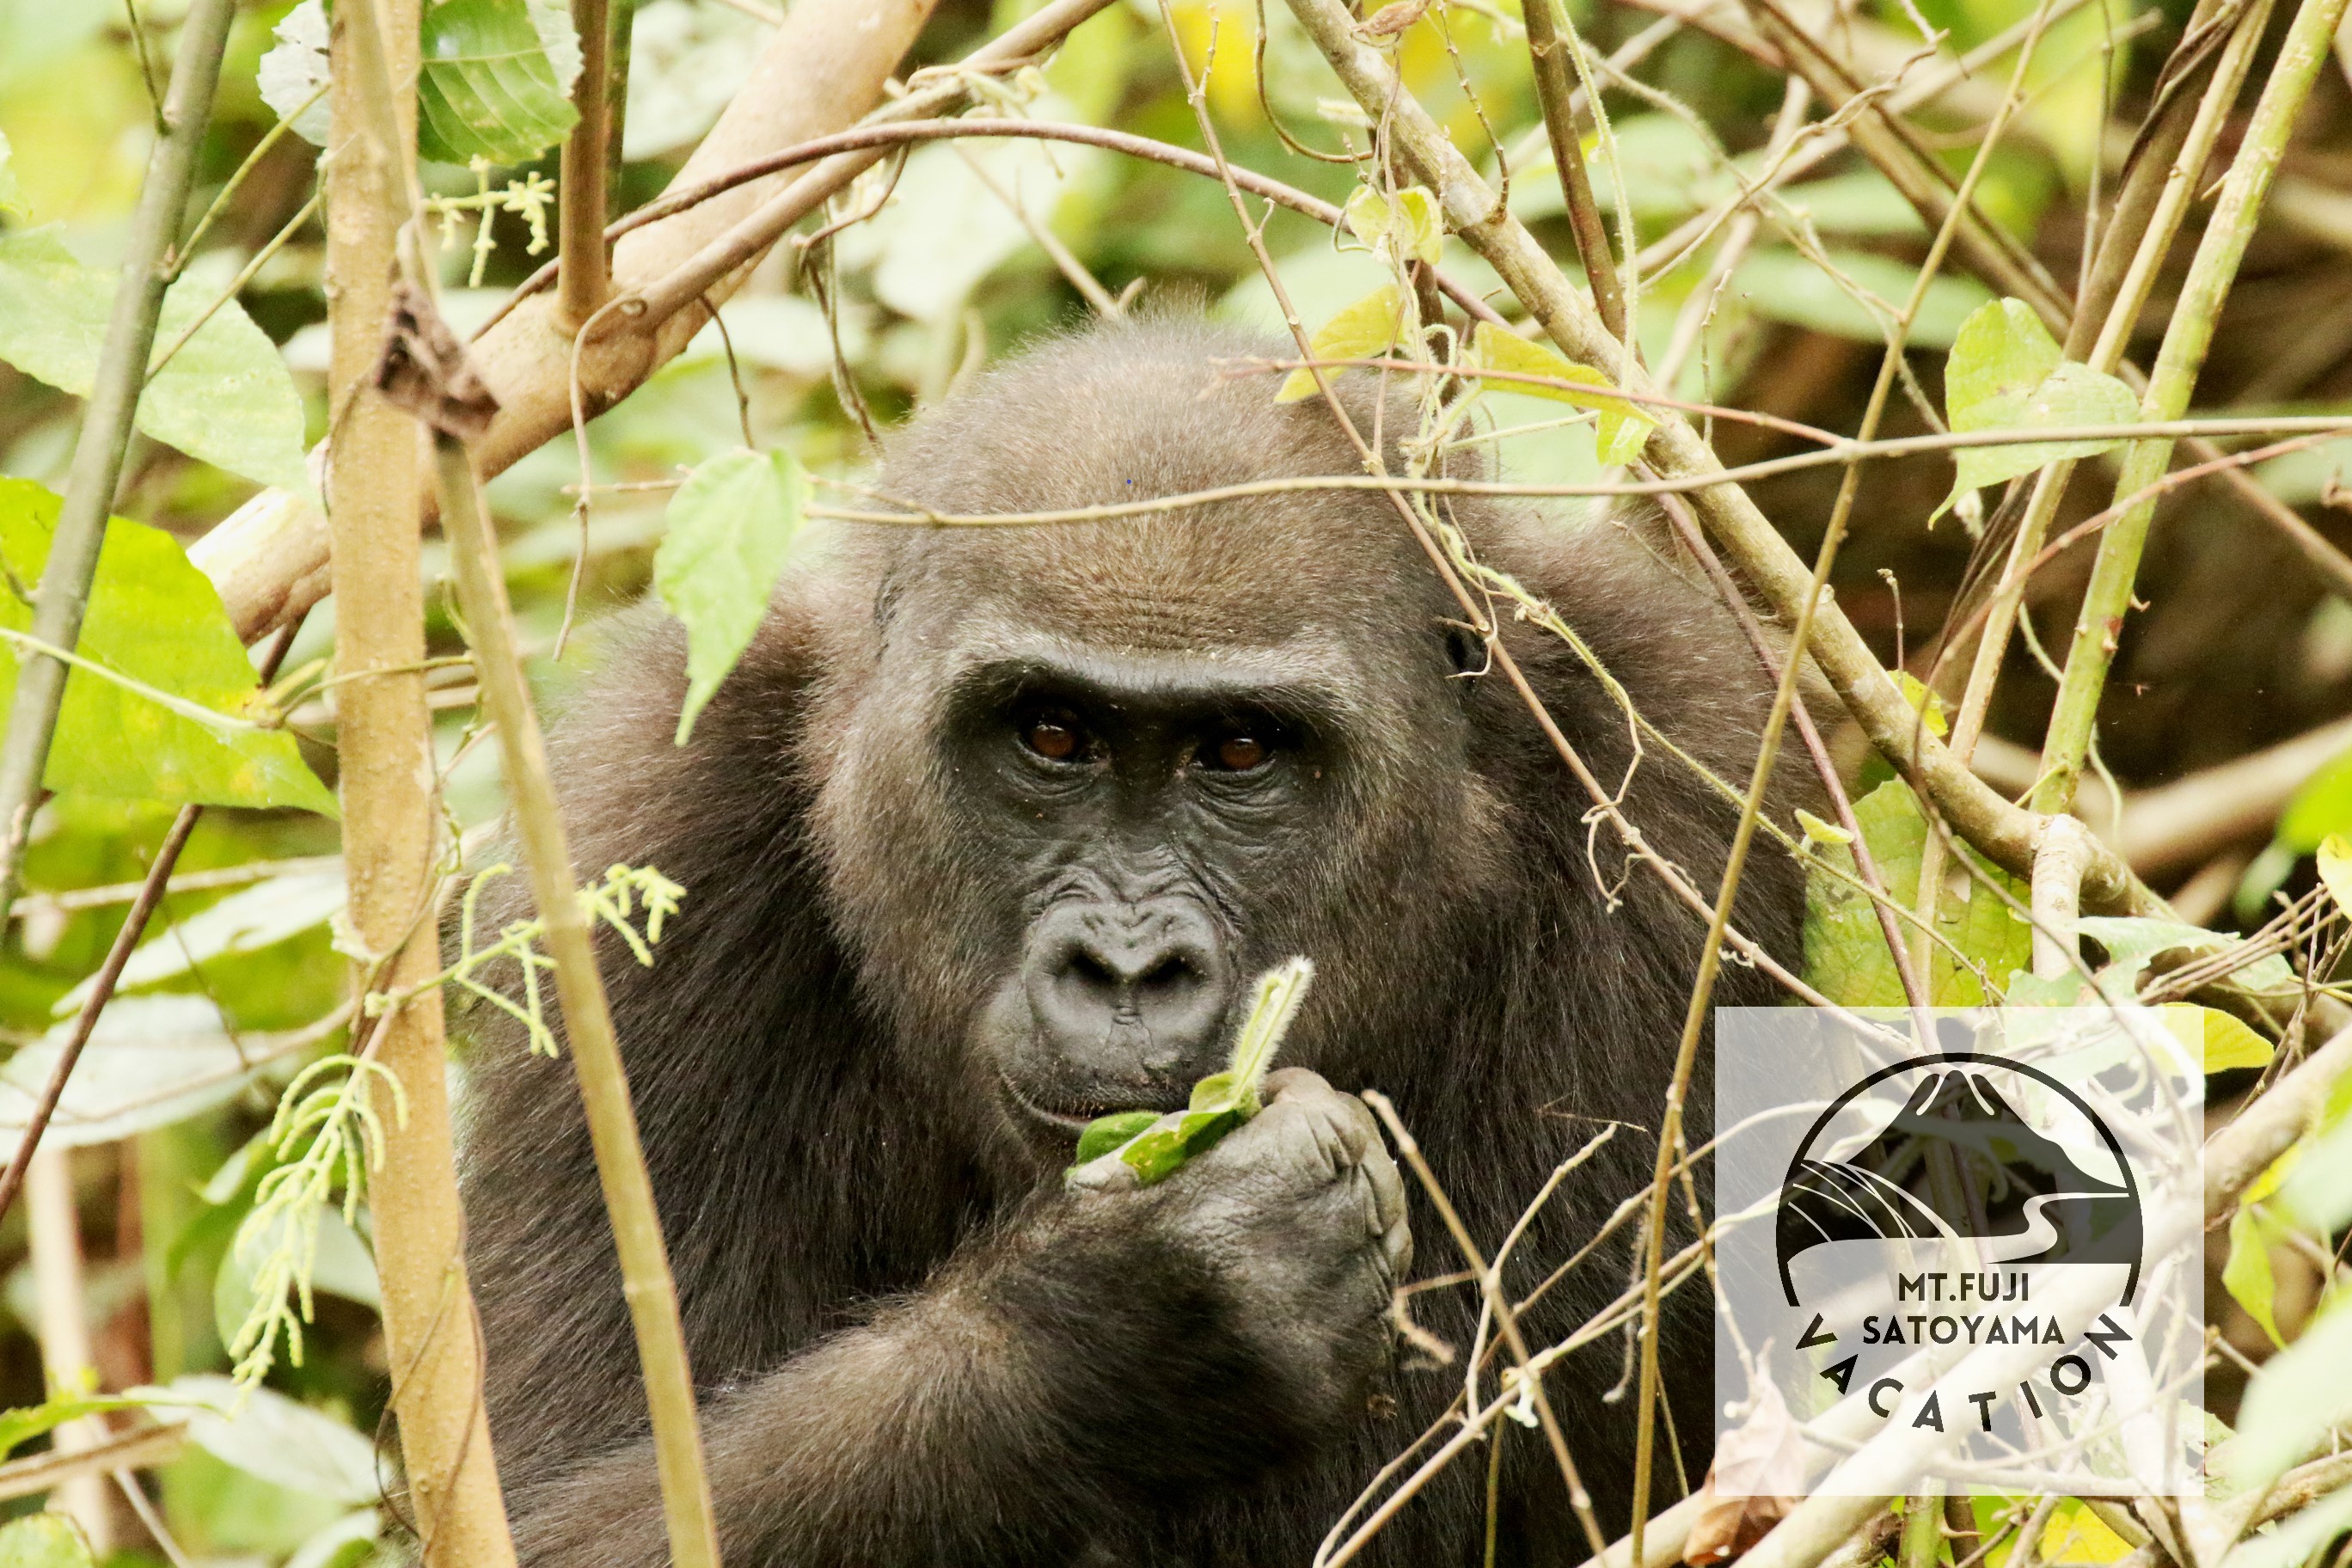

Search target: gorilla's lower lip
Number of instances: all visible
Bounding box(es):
[995,1077,1103,1138]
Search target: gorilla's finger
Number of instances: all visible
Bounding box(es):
[1260,1067,1335,1105]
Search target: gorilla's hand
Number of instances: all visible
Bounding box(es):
[1064,1069,1413,1434]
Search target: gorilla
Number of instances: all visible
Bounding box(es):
[457,316,1809,1566]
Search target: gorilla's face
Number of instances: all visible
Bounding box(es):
[936,634,1354,1151]
[805,527,1495,1173]
[799,328,1516,1174]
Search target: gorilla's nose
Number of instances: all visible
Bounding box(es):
[1026,900,1232,1079]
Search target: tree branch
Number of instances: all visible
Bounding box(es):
[557,0,617,325]
[411,349,719,1568]
[326,0,520,1556]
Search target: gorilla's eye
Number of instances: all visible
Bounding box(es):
[1204,732,1272,773]
[1020,710,1088,763]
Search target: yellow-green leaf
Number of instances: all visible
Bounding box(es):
[1796,809,1853,846]
[1463,323,1653,463]
[1800,778,2030,1006]
[2318,833,2352,916]
[0,1515,95,1568]
[2156,1003,2276,1074]
[2039,1499,2134,1565]
[0,230,311,494]
[2224,1148,2297,1348]
[1277,285,1408,402]
[1342,185,1442,265]
[0,480,334,813]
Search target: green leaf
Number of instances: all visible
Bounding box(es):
[2228,1291,2352,1488]
[0,1393,166,1460]
[1277,285,1409,402]
[2278,745,2352,850]
[1731,248,1994,351]
[1073,1110,1159,1165]
[2077,916,2295,995]
[1795,809,1852,846]
[0,480,336,812]
[257,1,331,144]
[416,0,584,167]
[0,997,277,1155]
[0,230,312,493]
[1463,323,1652,464]
[156,1374,379,1506]
[1938,298,2140,519]
[2224,1148,2295,1346]
[53,870,344,1014]
[1800,779,2030,1006]
[0,1515,96,1568]
[655,447,807,744]
[1066,958,1316,1185]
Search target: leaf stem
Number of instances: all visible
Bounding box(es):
[430,430,720,1568]
[2034,0,2352,817]
[0,0,238,918]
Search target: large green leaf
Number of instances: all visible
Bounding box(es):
[1801,779,2030,1006]
[416,0,584,166]
[1730,248,1993,351]
[0,479,335,812]
[655,447,806,744]
[0,230,310,493]
[1938,298,2140,518]
[2227,1292,2352,1489]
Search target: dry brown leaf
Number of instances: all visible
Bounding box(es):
[1684,1381,1807,1566]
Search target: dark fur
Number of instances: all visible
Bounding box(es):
[456,318,1809,1566]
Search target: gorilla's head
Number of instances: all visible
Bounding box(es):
[794,322,1520,1167]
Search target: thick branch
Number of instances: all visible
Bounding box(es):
[328,0,520,1557]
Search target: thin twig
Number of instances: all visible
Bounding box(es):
[0,0,239,920]
[1522,0,1626,340]
[428,425,720,1568]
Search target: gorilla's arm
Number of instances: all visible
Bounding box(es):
[496,1075,1409,1568]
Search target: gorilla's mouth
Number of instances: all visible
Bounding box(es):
[995,1072,1172,1143]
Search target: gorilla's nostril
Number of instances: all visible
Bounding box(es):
[1068,949,1121,992]
[1135,956,1197,995]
